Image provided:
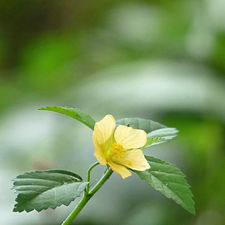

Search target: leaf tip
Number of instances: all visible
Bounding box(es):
[188,206,196,215]
[38,106,50,111]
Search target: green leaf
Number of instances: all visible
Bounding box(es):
[13,170,88,212]
[135,156,195,214]
[39,106,96,130]
[144,128,178,148]
[116,118,166,133]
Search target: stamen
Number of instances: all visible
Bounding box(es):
[108,142,125,159]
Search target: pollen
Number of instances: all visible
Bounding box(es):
[112,143,124,151]
[128,161,133,166]
[108,142,125,159]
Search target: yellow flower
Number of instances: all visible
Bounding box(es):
[93,115,150,179]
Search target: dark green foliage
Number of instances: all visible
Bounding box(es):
[135,156,195,214]
[13,170,88,212]
[39,106,96,130]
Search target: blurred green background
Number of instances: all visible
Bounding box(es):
[0,0,224,224]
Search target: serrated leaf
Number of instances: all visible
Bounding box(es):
[116,118,166,133]
[39,106,96,130]
[144,128,179,148]
[135,156,195,214]
[13,170,88,212]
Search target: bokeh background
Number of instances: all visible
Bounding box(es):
[0,0,225,224]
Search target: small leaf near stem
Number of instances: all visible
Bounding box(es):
[62,167,113,225]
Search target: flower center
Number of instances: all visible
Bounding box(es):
[107,142,125,160]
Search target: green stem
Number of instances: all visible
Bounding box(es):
[86,162,100,193]
[61,168,113,225]
[61,194,90,225]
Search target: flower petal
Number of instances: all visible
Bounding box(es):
[115,149,150,171]
[114,125,147,149]
[93,114,115,165]
[108,161,132,179]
